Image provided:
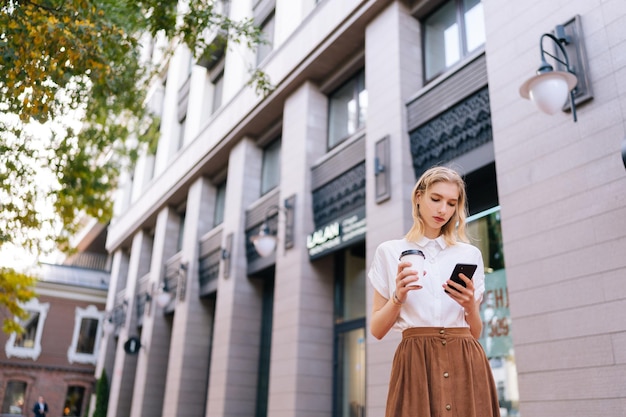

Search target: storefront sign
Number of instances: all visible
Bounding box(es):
[307,209,366,259]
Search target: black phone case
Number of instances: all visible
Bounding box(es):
[446,263,478,292]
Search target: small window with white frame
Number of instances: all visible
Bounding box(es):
[5,299,50,360]
[67,305,105,365]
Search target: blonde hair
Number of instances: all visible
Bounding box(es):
[405,166,469,245]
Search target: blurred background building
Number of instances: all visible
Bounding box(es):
[0,219,109,417]
[95,1,626,417]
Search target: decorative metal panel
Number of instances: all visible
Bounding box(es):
[409,87,492,179]
[312,162,366,228]
[199,248,221,295]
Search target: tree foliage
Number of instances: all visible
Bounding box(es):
[0,0,267,331]
[0,268,36,333]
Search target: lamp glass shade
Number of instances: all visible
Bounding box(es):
[252,233,277,257]
[519,71,577,115]
[102,319,115,335]
[156,291,172,308]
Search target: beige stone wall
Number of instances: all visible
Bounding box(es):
[484,1,626,415]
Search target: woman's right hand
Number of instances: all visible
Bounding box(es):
[394,261,422,302]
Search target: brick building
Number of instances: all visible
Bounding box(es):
[1,224,109,417]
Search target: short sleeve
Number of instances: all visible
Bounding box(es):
[472,247,486,303]
[368,243,393,298]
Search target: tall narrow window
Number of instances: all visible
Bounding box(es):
[177,211,186,252]
[256,11,275,65]
[1,380,27,415]
[333,245,366,417]
[211,71,224,114]
[423,0,485,80]
[63,386,86,416]
[213,180,227,227]
[328,70,367,149]
[260,138,281,195]
[255,277,274,417]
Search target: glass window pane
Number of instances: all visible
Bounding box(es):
[328,70,366,149]
[256,12,275,65]
[63,386,85,416]
[14,311,40,348]
[2,381,26,414]
[261,138,281,195]
[212,71,224,114]
[76,317,99,354]
[214,181,227,226]
[337,328,366,417]
[423,1,459,80]
[463,0,485,53]
[341,250,366,322]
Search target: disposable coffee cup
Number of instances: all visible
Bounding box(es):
[399,249,425,286]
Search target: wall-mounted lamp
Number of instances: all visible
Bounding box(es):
[102,301,127,336]
[519,15,592,122]
[155,280,172,308]
[250,195,296,258]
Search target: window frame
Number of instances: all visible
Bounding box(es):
[1,379,28,415]
[5,299,50,360]
[67,305,105,365]
[327,69,367,150]
[260,137,281,196]
[213,180,227,227]
[421,0,485,82]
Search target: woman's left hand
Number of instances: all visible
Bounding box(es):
[443,273,476,313]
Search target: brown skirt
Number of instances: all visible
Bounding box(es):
[385,327,500,417]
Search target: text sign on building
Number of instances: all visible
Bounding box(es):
[307,208,366,259]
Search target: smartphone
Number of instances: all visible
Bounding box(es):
[445,263,478,293]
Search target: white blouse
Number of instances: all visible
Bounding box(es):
[368,236,485,331]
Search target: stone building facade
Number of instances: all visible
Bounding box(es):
[96,1,626,417]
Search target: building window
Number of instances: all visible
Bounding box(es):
[260,138,281,195]
[255,277,274,417]
[213,180,227,227]
[333,245,366,417]
[178,114,186,151]
[328,70,367,149]
[5,299,50,360]
[256,11,275,65]
[177,211,186,252]
[423,0,485,81]
[67,305,104,365]
[63,385,86,417]
[1,380,27,415]
[211,70,224,114]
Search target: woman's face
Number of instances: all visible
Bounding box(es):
[416,180,459,238]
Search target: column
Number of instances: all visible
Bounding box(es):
[267,81,335,417]
[364,3,421,417]
[161,177,216,417]
[206,137,265,417]
[107,230,152,417]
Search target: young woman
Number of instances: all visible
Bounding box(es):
[368,166,500,417]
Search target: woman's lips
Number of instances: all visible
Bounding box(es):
[434,216,445,223]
